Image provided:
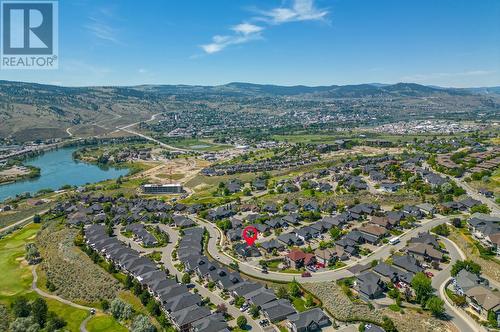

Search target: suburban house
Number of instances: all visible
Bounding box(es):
[286,249,316,269]
[392,254,423,274]
[356,271,386,300]
[287,308,331,332]
[453,269,483,295]
[467,213,500,255]
[406,243,443,267]
[358,224,388,243]
[464,286,500,323]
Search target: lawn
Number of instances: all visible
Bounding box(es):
[45,298,89,332]
[0,224,96,332]
[87,314,128,332]
[0,223,40,301]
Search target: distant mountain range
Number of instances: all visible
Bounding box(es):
[0,80,498,142]
[136,81,500,98]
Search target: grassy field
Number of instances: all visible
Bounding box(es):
[0,224,40,301]
[469,167,500,195]
[87,314,128,332]
[0,224,129,332]
[0,224,92,331]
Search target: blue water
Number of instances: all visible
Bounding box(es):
[0,147,128,202]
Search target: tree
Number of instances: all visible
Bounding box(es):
[276,285,289,299]
[100,299,110,311]
[236,315,247,329]
[45,311,66,332]
[31,298,48,327]
[451,260,481,277]
[216,303,227,314]
[9,317,39,332]
[182,273,191,284]
[131,315,157,332]
[470,204,491,214]
[305,294,314,308]
[289,279,301,298]
[381,316,397,332]
[11,296,31,317]
[110,298,132,320]
[329,227,341,241]
[147,299,160,316]
[125,274,134,289]
[411,272,434,305]
[426,296,445,317]
[431,224,449,236]
[249,304,260,318]
[235,296,245,308]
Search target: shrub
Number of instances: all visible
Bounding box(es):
[110,298,132,320]
[236,316,247,329]
[131,315,156,332]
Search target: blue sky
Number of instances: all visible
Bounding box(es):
[2,0,500,87]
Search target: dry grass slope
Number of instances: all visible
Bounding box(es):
[303,282,450,332]
[36,223,121,305]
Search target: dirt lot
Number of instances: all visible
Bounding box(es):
[133,157,211,187]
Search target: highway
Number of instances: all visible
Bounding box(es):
[116,113,193,153]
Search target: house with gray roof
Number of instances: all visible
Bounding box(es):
[287,308,331,332]
[454,269,483,295]
[356,271,385,300]
[261,299,297,322]
[192,313,229,332]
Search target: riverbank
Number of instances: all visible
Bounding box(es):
[0,164,40,185]
[0,147,129,202]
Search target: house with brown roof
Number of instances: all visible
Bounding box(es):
[406,243,443,266]
[358,225,388,243]
[370,216,398,229]
[286,249,316,269]
[465,286,500,322]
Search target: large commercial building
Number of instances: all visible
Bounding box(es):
[142,183,183,194]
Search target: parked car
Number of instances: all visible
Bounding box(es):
[301,271,312,277]
[425,271,434,278]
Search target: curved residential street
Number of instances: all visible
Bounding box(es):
[115,224,265,332]
[194,215,494,332]
[195,215,452,282]
[433,237,487,332]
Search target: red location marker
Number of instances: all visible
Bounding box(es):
[242,226,258,246]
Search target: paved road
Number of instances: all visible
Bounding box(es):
[433,236,488,332]
[424,162,499,215]
[195,215,452,282]
[117,114,192,152]
[116,225,265,332]
[31,266,95,332]
[198,213,489,331]
[0,209,51,234]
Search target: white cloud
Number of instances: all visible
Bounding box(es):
[201,24,264,54]
[231,23,264,36]
[85,6,123,45]
[258,0,328,24]
[199,0,328,55]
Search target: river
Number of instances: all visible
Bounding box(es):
[0,147,129,202]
